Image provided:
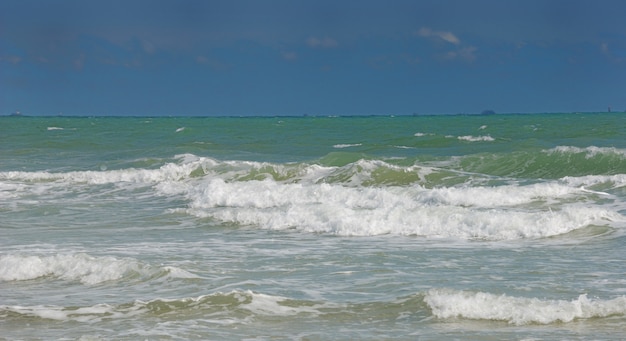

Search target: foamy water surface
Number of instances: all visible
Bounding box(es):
[1,114,626,340]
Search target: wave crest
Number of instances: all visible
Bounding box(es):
[0,253,197,285]
[425,289,626,325]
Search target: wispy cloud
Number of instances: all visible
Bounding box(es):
[306,36,338,48]
[601,42,625,63]
[416,27,477,63]
[442,46,478,62]
[416,27,460,45]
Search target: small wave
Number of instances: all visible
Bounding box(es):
[0,156,211,184]
[458,148,626,178]
[547,146,626,158]
[175,127,185,133]
[333,143,362,149]
[562,174,626,189]
[0,155,438,188]
[0,290,332,322]
[161,266,201,279]
[5,289,625,326]
[425,288,626,325]
[47,127,64,131]
[0,253,197,285]
[0,253,141,285]
[457,135,495,142]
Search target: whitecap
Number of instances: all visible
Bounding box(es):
[181,177,622,240]
[333,143,362,148]
[0,253,141,285]
[457,135,495,142]
[0,253,198,285]
[425,288,626,325]
[546,146,626,158]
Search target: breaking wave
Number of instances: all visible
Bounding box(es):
[425,288,626,325]
[0,253,198,285]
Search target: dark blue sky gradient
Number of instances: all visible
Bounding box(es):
[1,0,625,116]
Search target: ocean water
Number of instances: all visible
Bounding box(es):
[1,113,626,340]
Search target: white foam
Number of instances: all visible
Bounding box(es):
[0,253,141,285]
[0,290,328,322]
[414,132,433,137]
[546,146,626,158]
[182,177,622,239]
[162,266,201,279]
[0,155,209,185]
[240,291,328,316]
[563,174,626,189]
[47,127,64,131]
[457,135,495,142]
[2,302,141,323]
[417,182,584,207]
[3,155,623,240]
[425,289,626,325]
[333,143,362,148]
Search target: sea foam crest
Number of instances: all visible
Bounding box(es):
[457,135,495,142]
[547,146,626,158]
[333,143,362,148]
[157,155,624,239]
[181,177,621,239]
[0,253,141,285]
[0,253,196,285]
[0,156,214,185]
[3,155,623,240]
[563,174,626,189]
[425,289,626,325]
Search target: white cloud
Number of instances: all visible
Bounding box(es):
[416,27,460,45]
[307,36,338,48]
[416,27,477,62]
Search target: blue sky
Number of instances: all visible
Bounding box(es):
[1,0,625,116]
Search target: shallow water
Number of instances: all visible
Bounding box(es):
[1,113,625,340]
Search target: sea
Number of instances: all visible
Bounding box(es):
[1,113,626,340]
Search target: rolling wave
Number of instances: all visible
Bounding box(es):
[2,153,625,240]
[0,253,198,285]
[2,289,624,326]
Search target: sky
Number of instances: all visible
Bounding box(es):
[1,0,625,116]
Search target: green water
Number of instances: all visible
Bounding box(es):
[1,113,626,340]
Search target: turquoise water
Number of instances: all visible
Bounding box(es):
[1,113,626,340]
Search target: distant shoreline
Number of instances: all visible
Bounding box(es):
[0,111,619,118]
